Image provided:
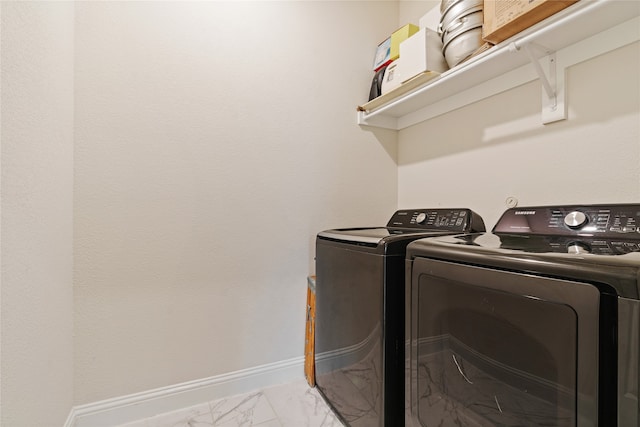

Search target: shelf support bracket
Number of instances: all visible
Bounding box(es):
[512,42,567,124]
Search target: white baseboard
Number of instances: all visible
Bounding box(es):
[65,356,305,427]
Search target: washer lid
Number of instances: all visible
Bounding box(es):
[317,227,415,245]
[406,232,640,299]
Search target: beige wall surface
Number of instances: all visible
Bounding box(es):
[398,42,640,227]
[73,1,399,404]
[0,2,75,426]
[3,0,637,423]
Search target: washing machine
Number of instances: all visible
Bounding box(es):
[314,208,486,427]
[405,204,640,427]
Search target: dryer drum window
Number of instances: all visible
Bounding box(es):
[407,258,610,427]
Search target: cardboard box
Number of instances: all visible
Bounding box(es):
[390,24,419,60]
[304,276,316,387]
[398,28,448,83]
[483,0,579,44]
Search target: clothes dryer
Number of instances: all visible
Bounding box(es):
[405,204,640,427]
[315,208,485,427]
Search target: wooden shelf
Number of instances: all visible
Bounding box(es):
[357,0,640,130]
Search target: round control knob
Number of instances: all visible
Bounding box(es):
[567,242,591,255]
[415,213,427,224]
[564,211,588,229]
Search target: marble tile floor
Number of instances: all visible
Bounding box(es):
[117,379,346,427]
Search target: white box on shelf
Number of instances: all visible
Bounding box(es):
[380,59,403,95]
[398,28,448,84]
[419,6,441,30]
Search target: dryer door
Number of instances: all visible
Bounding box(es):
[407,258,614,427]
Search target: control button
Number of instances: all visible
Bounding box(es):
[415,213,427,224]
[623,226,637,233]
[567,242,591,255]
[564,211,588,229]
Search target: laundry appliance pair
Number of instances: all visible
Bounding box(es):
[315,204,640,427]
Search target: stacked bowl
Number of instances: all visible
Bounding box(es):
[439,0,484,68]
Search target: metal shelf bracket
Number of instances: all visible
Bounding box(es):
[510,41,567,124]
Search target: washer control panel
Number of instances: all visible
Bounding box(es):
[494,204,640,238]
[387,208,485,232]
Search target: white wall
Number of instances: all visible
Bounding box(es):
[6,1,634,422]
[73,1,399,404]
[398,41,640,227]
[0,2,75,426]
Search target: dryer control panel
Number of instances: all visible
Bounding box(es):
[387,208,485,232]
[493,204,640,238]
